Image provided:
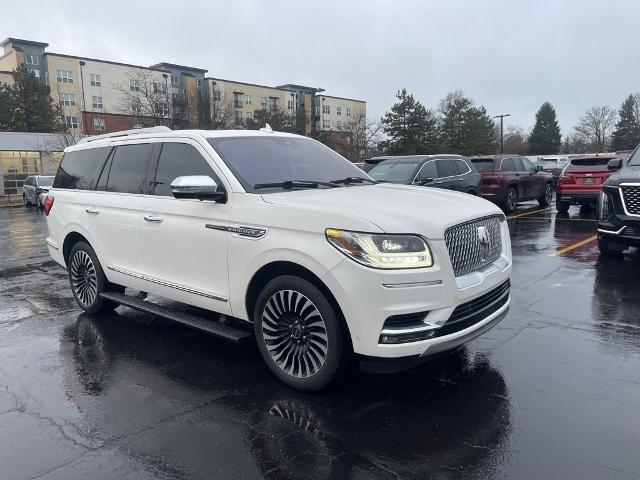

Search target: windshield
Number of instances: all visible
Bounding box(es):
[629,149,640,166]
[208,136,368,192]
[470,160,495,172]
[368,161,420,182]
[38,176,54,186]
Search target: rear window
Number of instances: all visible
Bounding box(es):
[53,147,111,190]
[471,159,495,172]
[567,157,612,170]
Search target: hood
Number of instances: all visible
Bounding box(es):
[605,164,640,186]
[261,184,502,239]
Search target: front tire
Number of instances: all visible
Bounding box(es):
[254,275,345,391]
[503,187,518,213]
[538,183,553,207]
[68,241,119,314]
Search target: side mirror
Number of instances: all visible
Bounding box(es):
[607,158,623,171]
[536,165,543,172]
[170,176,226,202]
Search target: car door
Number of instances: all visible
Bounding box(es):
[434,159,459,190]
[140,140,231,314]
[85,142,152,287]
[454,158,474,192]
[499,157,520,194]
[520,157,544,198]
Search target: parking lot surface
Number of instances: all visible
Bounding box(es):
[0,204,639,480]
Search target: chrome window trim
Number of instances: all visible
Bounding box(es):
[412,159,437,183]
[619,183,640,217]
[107,265,228,302]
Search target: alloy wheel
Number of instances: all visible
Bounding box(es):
[545,185,552,203]
[70,250,98,306]
[261,289,329,378]
[507,190,518,211]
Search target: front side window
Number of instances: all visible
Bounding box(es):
[208,136,364,192]
[499,158,516,171]
[152,143,217,196]
[56,70,74,83]
[368,160,421,183]
[58,93,76,106]
[521,157,536,172]
[104,144,153,194]
[629,149,640,166]
[92,96,103,109]
[455,159,471,175]
[416,161,437,181]
[436,159,458,178]
[512,158,526,171]
[90,73,102,87]
[53,147,110,190]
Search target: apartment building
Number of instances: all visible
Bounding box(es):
[315,94,366,134]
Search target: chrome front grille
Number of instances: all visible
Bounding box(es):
[444,215,503,277]
[621,185,640,215]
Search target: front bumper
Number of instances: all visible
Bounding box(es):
[322,223,512,359]
[597,186,640,247]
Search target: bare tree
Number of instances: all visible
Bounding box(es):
[341,109,383,162]
[199,85,235,129]
[112,69,182,128]
[574,105,616,152]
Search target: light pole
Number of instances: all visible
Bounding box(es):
[493,113,511,154]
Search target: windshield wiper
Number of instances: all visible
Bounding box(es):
[330,176,378,185]
[254,180,339,190]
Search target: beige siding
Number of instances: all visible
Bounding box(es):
[317,96,366,132]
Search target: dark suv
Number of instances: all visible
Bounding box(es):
[596,149,640,254]
[367,155,480,194]
[470,155,554,213]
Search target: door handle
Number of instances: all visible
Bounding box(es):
[85,208,100,214]
[458,178,464,181]
[144,215,163,223]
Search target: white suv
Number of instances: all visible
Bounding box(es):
[44,126,511,390]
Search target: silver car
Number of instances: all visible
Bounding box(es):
[22,175,54,208]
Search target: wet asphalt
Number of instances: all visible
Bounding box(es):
[0,202,639,480]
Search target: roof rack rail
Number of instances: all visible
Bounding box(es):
[77,126,171,144]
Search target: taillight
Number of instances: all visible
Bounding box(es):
[43,195,54,216]
[558,175,576,185]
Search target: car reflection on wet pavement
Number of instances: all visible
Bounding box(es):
[0,204,639,479]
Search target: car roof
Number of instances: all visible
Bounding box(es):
[66,127,305,152]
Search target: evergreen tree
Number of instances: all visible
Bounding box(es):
[438,91,497,155]
[380,88,438,154]
[527,102,562,154]
[610,94,640,151]
[1,65,62,132]
[244,106,297,133]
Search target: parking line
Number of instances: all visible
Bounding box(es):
[507,207,552,219]
[548,234,597,257]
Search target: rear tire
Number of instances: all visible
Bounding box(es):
[68,241,119,314]
[503,187,518,213]
[556,200,570,214]
[598,237,626,255]
[538,183,553,207]
[254,275,345,391]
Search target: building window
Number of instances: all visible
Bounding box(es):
[323,105,330,115]
[56,69,74,84]
[234,110,243,126]
[346,107,352,116]
[245,111,253,121]
[131,99,142,114]
[323,119,330,130]
[234,92,243,108]
[212,89,221,102]
[155,102,169,116]
[0,151,42,194]
[58,93,76,106]
[314,106,320,116]
[92,96,103,109]
[197,79,201,87]
[25,54,39,65]
[28,68,40,78]
[261,96,268,108]
[93,117,105,132]
[90,73,102,87]
[130,79,140,92]
[336,121,342,131]
[287,100,295,110]
[244,95,252,105]
[171,75,179,85]
[337,106,343,116]
[65,116,79,129]
[153,82,165,94]
[269,97,277,112]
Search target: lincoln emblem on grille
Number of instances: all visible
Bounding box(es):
[477,226,490,260]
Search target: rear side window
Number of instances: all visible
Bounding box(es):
[500,158,516,171]
[152,143,217,196]
[104,144,153,194]
[455,159,471,174]
[471,159,495,172]
[436,160,458,177]
[53,147,110,190]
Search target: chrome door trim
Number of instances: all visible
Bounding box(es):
[205,223,267,238]
[107,265,228,302]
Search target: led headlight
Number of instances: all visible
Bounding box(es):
[325,229,433,269]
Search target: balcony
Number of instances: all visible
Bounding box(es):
[234,101,244,108]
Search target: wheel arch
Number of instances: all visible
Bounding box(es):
[62,231,91,267]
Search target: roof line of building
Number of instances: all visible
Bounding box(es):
[150,62,208,73]
[1,37,49,48]
[205,77,295,93]
[318,93,366,103]
[44,52,171,73]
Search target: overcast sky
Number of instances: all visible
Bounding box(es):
[2,0,639,135]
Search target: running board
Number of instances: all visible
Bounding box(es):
[100,291,252,344]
